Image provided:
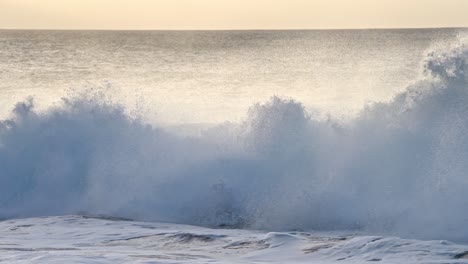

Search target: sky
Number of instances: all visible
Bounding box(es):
[1,0,468,30]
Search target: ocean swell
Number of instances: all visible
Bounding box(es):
[1,40,468,242]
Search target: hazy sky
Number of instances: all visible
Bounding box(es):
[1,0,468,30]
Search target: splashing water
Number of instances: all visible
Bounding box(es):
[0,37,468,243]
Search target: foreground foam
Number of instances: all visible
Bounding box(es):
[0,39,467,242]
[0,215,467,264]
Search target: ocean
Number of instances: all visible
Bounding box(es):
[1,29,468,262]
[0,29,461,123]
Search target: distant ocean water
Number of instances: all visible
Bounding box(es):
[1,28,468,242]
[0,29,461,123]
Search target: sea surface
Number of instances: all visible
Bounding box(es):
[0,29,461,123]
[1,29,468,260]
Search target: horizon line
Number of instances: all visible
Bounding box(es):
[1,26,467,31]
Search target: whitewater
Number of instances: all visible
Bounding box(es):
[1,30,468,263]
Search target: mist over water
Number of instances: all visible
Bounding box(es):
[1,31,468,243]
[0,29,459,123]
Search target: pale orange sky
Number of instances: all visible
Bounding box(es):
[1,0,468,30]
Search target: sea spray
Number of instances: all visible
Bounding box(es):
[0,40,467,242]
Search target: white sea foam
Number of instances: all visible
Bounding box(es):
[0,215,467,263]
[0,37,467,242]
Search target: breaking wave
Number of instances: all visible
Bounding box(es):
[1,38,468,242]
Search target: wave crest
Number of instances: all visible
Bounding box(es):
[1,39,468,242]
